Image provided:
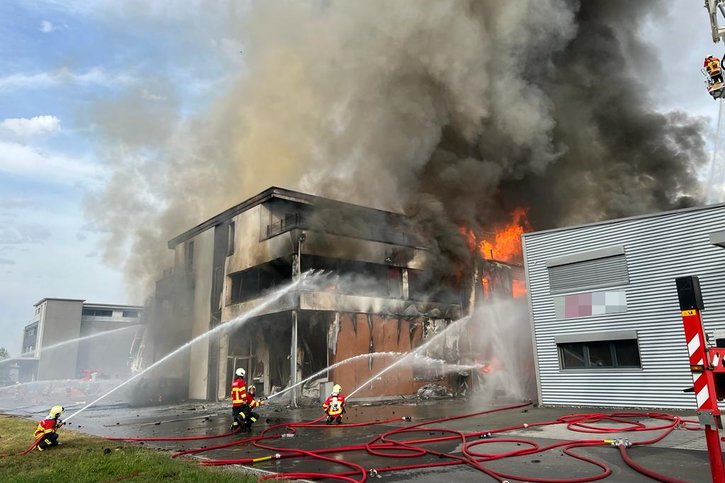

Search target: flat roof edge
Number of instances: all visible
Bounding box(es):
[522,202,725,239]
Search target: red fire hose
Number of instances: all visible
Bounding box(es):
[90,403,700,482]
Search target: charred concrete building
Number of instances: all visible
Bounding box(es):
[145,187,467,402]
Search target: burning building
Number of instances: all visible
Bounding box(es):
[143,187,468,402]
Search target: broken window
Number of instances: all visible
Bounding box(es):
[301,255,402,298]
[229,259,292,304]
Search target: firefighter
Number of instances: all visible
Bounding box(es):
[322,384,346,424]
[240,385,264,432]
[705,55,723,84]
[34,405,64,451]
[230,367,247,432]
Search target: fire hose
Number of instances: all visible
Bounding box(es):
[80,403,698,482]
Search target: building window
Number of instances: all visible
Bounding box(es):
[122,310,140,318]
[547,245,629,294]
[82,308,113,317]
[558,339,641,369]
[229,259,292,304]
[186,241,195,270]
[227,222,235,256]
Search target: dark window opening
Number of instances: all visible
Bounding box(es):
[227,222,235,256]
[408,269,460,304]
[186,241,194,270]
[122,310,140,318]
[82,308,113,317]
[229,259,292,304]
[301,255,402,298]
[558,339,641,369]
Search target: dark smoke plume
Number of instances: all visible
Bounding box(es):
[85,0,705,296]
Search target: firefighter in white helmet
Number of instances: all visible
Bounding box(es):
[230,367,247,432]
[322,384,346,424]
[34,405,64,451]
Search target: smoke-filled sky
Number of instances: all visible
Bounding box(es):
[0,0,720,355]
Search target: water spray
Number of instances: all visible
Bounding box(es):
[266,352,405,401]
[0,324,140,366]
[64,272,323,423]
[347,315,470,399]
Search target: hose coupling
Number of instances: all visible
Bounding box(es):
[369,469,381,478]
[479,432,492,439]
[402,416,412,422]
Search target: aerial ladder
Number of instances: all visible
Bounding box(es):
[707,0,725,43]
[704,1,725,202]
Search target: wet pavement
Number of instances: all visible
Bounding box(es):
[0,393,717,482]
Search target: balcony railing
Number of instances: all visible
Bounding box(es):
[264,212,421,247]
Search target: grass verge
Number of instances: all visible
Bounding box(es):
[0,414,259,483]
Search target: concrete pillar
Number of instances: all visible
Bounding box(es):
[402,268,409,299]
[290,310,298,406]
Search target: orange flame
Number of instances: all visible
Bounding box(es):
[479,208,530,264]
[512,279,527,298]
[481,275,491,299]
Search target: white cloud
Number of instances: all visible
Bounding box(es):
[0,68,136,91]
[0,115,60,139]
[0,140,104,186]
[40,20,56,33]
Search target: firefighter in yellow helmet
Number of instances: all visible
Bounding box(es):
[33,405,64,451]
[322,384,346,424]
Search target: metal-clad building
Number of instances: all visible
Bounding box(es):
[523,203,725,409]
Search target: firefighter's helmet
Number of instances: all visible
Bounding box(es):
[332,384,341,395]
[235,368,246,378]
[49,405,64,418]
[248,385,256,395]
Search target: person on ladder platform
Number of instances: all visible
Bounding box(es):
[323,384,346,424]
[230,367,247,432]
[34,405,64,451]
[704,55,725,98]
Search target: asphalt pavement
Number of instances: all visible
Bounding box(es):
[1,394,718,482]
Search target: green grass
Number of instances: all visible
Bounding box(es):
[0,414,259,483]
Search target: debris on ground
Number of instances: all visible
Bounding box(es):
[416,384,452,400]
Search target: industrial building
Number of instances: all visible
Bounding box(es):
[522,203,725,409]
[17,298,143,382]
[143,187,473,403]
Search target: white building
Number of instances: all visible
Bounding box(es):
[19,298,143,382]
[523,203,725,409]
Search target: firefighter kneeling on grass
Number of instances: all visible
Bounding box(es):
[34,405,64,451]
[323,384,346,424]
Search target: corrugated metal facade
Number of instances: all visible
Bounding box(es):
[523,204,725,409]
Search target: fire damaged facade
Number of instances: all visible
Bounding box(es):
[147,187,469,402]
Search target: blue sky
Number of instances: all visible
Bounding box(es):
[0,0,721,356]
[0,1,242,355]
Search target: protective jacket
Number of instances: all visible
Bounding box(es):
[243,392,262,408]
[231,377,247,407]
[705,57,722,75]
[34,417,61,438]
[322,394,346,416]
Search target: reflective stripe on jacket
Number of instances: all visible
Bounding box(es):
[231,377,247,406]
[33,418,58,438]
